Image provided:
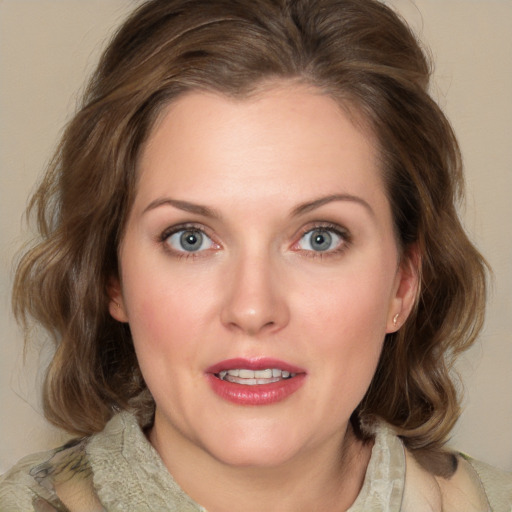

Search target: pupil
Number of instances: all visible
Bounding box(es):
[180,231,202,251]
[311,230,332,251]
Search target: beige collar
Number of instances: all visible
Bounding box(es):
[50,412,489,511]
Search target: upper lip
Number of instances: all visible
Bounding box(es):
[205,357,306,375]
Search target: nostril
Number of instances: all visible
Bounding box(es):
[219,265,290,335]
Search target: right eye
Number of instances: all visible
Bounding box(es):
[164,228,216,253]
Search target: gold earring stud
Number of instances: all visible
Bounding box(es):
[393,313,399,326]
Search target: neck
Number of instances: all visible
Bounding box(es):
[149,419,373,512]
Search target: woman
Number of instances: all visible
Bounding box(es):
[1,0,511,510]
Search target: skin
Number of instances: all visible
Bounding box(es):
[109,84,419,511]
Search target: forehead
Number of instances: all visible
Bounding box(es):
[135,85,385,213]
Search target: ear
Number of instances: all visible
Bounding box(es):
[107,277,129,323]
[386,244,420,333]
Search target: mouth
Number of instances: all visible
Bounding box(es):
[216,368,297,385]
[205,358,306,406]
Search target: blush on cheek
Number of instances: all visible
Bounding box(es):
[128,295,170,353]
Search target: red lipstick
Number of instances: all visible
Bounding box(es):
[205,358,306,406]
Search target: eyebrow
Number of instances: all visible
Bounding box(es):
[143,193,374,219]
[292,194,375,217]
[143,198,221,218]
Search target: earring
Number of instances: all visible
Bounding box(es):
[393,313,400,327]
[114,301,121,309]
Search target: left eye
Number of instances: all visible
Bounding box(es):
[298,228,343,252]
[165,229,215,252]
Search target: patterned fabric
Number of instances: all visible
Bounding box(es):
[1,412,511,511]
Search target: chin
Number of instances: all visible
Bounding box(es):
[199,421,311,469]
[211,443,300,469]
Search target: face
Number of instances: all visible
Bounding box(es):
[110,85,418,470]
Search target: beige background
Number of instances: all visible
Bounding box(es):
[1,0,511,473]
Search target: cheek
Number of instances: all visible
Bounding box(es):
[298,262,395,338]
[125,282,203,405]
[296,262,394,384]
[122,264,219,363]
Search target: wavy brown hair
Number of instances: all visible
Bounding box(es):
[13,0,487,464]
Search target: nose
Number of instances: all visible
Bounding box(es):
[220,251,290,336]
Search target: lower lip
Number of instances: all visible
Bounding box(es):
[206,374,306,406]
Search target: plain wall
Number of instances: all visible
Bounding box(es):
[1,0,511,473]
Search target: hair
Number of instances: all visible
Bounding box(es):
[13,0,487,472]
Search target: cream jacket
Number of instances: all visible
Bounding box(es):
[1,412,511,511]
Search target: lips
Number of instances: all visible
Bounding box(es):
[205,358,306,406]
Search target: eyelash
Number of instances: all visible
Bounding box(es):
[158,222,351,260]
[293,223,351,259]
[159,223,219,260]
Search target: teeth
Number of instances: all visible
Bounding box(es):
[255,369,272,379]
[217,368,296,385]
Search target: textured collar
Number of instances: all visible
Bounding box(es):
[87,412,205,511]
[348,421,405,511]
[88,412,408,511]
[6,412,502,511]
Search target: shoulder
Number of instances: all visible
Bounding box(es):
[0,447,65,511]
[0,412,198,512]
[0,437,103,512]
[403,446,512,512]
[464,455,512,512]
